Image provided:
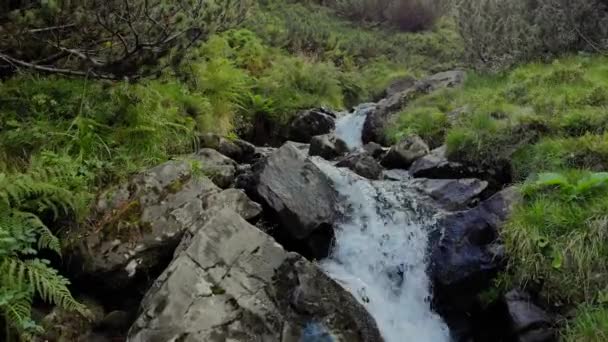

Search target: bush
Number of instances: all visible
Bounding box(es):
[0,0,251,79]
[327,0,440,31]
[456,0,608,70]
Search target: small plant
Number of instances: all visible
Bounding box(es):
[562,304,608,342]
[0,171,87,340]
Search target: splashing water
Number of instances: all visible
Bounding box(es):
[315,160,451,342]
[335,103,376,149]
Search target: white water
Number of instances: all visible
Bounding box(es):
[315,100,451,341]
[314,157,451,341]
[335,103,376,149]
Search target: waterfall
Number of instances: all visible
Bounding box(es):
[317,163,451,341]
[335,103,376,149]
[313,145,451,341]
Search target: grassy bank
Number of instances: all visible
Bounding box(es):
[387,54,608,340]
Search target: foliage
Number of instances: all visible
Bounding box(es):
[313,0,441,31]
[0,171,87,340]
[455,0,608,70]
[0,0,251,79]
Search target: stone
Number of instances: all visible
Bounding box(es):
[309,133,349,160]
[409,145,478,179]
[71,159,261,292]
[198,133,256,163]
[255,142,338,240]
[362,70,465,145]
[363,142,386,159]
[383,75,417,98]
[127,209,382,342]
[381,135,430,169]
[336,152,383,180]
[411,178,489,211]
[39,297,106,342]
[288,108,336,143]
[504,290,554,342]
[430,187,519,299]
[193,148,237,188]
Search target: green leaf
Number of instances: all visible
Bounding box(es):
[551,249,563,269]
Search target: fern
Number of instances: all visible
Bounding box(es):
[0,169,85,340]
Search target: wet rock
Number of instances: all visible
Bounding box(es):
[289,108,337,143]
[255,142,338,241]
[71,159,261,292]
[337,152,383,180]
[127,209,382,342]
[431,187,519,298]
[504,290,555,342]
[363,142,386,159]
[193,148,237,188]
[411,178,489,211]
[362,71,465,145]
[381,135,430,169]
[309,133,349,160]
[409,145,477,179]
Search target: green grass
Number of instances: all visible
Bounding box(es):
[563,305,608,342]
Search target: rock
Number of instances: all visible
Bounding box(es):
[362,70,465,145]
[411,178,489,211]
[431,187,519,298]
[336,152,383,180]
[71,159,261,292]
[363,142,386,159]
[255,142,337,241]
[504,290,554,342]
[127,209,382,342]
[309,133,349,160]
[39,297,105,342]
[289,108,336,143]
[383,75,417,98]
[409,145,478,179]
[193,148,237,188]
[381,135,430,169]
[198,133,256,163]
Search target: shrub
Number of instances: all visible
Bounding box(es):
[456,0,608,70]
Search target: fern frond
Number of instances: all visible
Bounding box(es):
[22,259,87,315]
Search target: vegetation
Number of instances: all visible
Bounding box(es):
[455,0,608,70]
[388,54,608,339]
[0,0,250,79]
[0,0,463,339]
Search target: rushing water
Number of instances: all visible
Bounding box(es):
[335,103,376,149]
[318,105,451,341]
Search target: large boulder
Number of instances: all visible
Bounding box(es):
[255,142,338,242]
[381,135,430,169]
[198,133,256,163]
[336,152,383,180]
[309,133,349,160]
[288,108,336,143]
[411,178,489,211]
[431,187,520,298]
[362,71,465,145]
[71,159,262,292]
[194,148,238,188]
[127,209,382,342]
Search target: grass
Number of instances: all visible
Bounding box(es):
[563,305,608,342]
[386,54,608,338]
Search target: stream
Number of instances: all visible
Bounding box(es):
[317,107,451,342]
